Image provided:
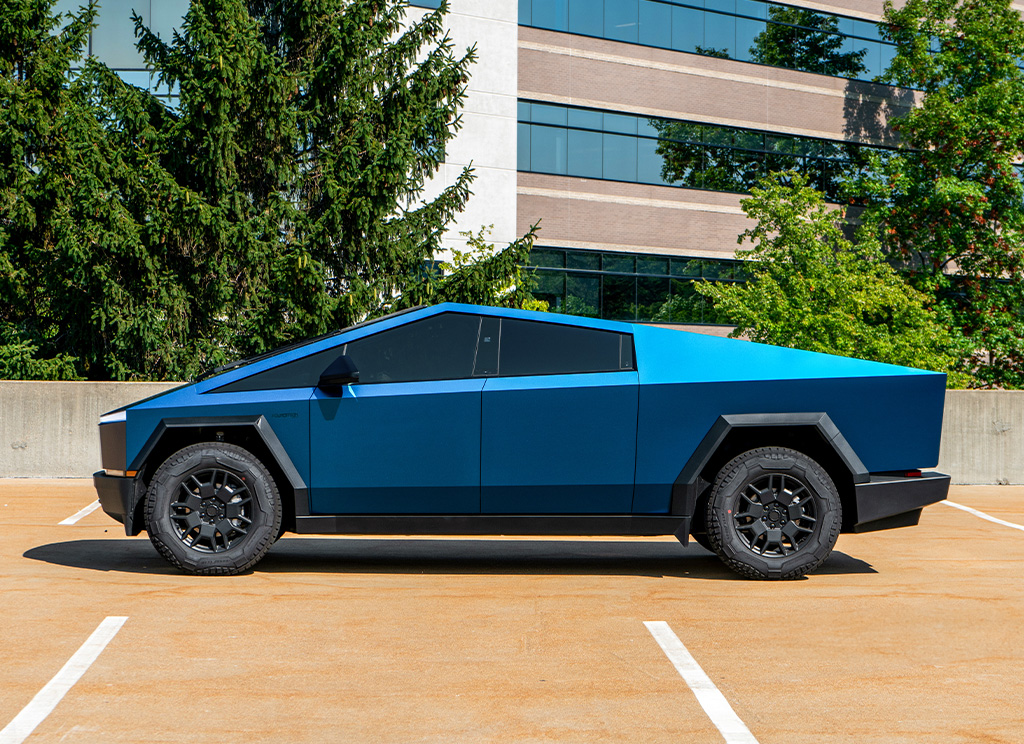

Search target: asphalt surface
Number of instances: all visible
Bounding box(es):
[1,480,1022,743]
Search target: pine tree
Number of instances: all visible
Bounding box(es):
[0,0,536,380]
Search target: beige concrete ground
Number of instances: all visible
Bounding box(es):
[1,481,1022,743]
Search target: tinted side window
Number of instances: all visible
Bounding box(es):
[213,346,345,393]
[342,313,481,383]
[498,319,633,376]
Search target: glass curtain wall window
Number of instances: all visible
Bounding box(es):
[517,100,884,200]
[527,247,746,324]
[519,0,897,83]
[53,0,187,99]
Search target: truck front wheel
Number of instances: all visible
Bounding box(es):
[145,443,282,575]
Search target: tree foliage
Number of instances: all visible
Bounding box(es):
[697,174,960,378]
[859,0,1024,387]
[0,0,535,381]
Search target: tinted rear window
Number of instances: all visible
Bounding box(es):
[498,318,632,376]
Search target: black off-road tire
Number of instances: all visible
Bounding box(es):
[706,447,841,580]
[145,443,282,575]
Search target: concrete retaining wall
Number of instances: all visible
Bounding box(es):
[936,390,1024,485]
[0,381,181,478]
[2,382,1022,483]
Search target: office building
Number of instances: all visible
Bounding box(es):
[60,0,914,331]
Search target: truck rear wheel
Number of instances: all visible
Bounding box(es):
[706,447,841,580]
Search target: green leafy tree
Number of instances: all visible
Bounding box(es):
[697,173,961,378]
[1,0,536,380]
[858,0,1024,387]
[403,224,544,311]
[749,6,867,77]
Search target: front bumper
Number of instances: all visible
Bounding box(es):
[94,471,146,536]
[852,471,950,532]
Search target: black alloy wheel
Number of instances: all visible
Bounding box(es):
[732,472,817,557]
[169,468,254,553]
[146,443,282,575]
[705,447,841,580]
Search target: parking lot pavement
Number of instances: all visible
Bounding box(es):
[2,480,1023,744]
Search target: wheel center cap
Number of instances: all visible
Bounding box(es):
[205,503,220,517]
[766,506,786,525]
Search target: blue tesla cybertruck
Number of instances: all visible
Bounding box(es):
[94,303,949,579]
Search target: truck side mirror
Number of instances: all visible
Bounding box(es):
[318,354,359,394]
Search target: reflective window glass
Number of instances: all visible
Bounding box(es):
[517,122,531,171]
[150,0,188,40]
[568,108,603,130]
[570,0,604,36]
[853,19,881,41]
[566,273,602,317]
[531,126,568,175]
[637,117,660,138]
[603,112,638,135]
[530,248,566,268]
[569,129,604,179]
[498,319,627,375]
[671,258,704,278]
[602,276,637,320]
[92,0,148,68]
[735,16,765,62]
[637,137,667,185]
[518,101,882,201]
[531,103,568,126]
[703,10,735,57]
[117,70,151,88]
[735,0,766,19]
[639,0,671,48]
[567,251,601,270]
[533,272,566,312]
[519,0,532,25]
[533,0,569,31]
[530,248,745,326]
[861,40,882,79]
[342,313,482,384]
[672,6,704,52]
[880,42,896,77]
[605,0,639,43]
[517,100,532,122]
[603,132,638,181]
[637,277,671,320]
[667,280,705,322]
[637,256,669,275]
[603,254,635,273]
[520,0,901,85]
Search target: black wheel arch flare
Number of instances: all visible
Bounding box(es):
[125,415,309,535]
[671,413,869,540]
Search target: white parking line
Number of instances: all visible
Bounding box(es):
[58,500,100,525]
[944,500,1024,533]
[0,616,127,744]
[644,621,760,744]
